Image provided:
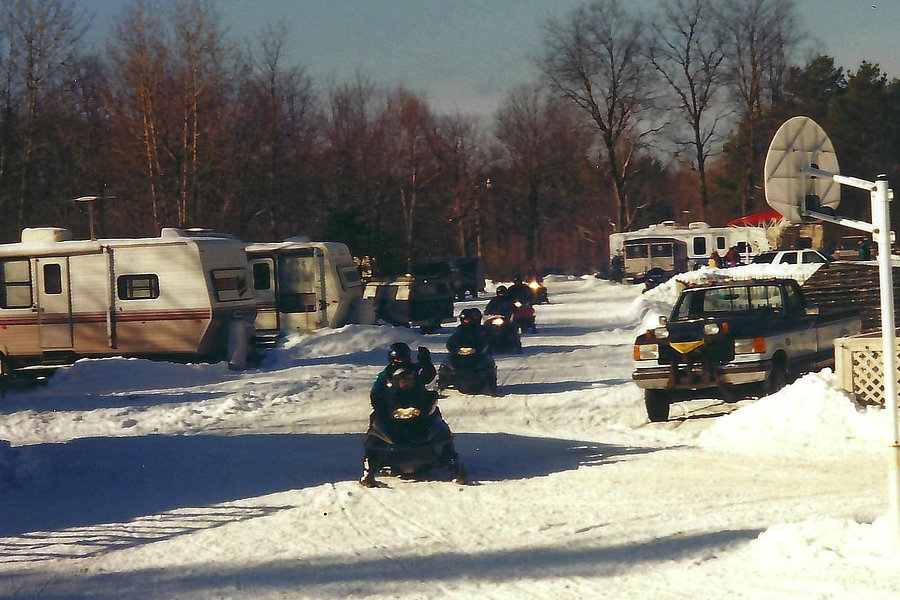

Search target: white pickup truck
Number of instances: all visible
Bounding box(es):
[632,278,861,422]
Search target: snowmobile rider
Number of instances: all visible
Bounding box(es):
[446,307,491,356]
[506,275,532,305]
[369,342,436,424]
[485,285,515,319]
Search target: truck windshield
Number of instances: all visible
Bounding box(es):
[673,284,784,320]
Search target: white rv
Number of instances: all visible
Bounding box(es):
[245,239,364,344]
[610,221,772,276]
[0,227,257,376]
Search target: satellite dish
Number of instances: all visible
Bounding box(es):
[764,116,841,224]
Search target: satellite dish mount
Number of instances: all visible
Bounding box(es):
[765,116,900,547]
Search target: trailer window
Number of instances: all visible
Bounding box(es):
[650,243,673,258]
[625,245,648,259]
[252,262,271,290]
[0,260,32,308]
[692,236,707,256]
[117,274,160,300]
[43,264,62,295]
[212,268,249,301]
[338,265,362,290]
[716,236,727,251]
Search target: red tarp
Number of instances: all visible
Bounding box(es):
[726,210,783,227]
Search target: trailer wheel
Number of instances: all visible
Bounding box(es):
[645,389,670,422]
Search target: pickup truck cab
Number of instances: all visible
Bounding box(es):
[632,278,861,421]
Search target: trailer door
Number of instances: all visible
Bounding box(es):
[35,257,73,348]
[249,257,279,334]
[278,250,322,332]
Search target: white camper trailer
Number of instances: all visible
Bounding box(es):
[245,239,364,344]
[609,221,772,279]
[0,227,257,376]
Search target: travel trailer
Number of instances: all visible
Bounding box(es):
[610,221,772,280]
[245,239,364,344]
[621,237,689,282]
[361,275,455,333]
[0,227,257,376]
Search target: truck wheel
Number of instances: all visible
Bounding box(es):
[645,390,670,422]
[766,360,788,395]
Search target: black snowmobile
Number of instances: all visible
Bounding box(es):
[484,312,523,354]
[361,370,466,487]
[437,345,498,395]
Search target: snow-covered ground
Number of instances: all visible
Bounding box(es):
[1,267,898,599]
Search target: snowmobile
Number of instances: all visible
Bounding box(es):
[484,312,523,354]
[524,274,549,304]
[362,371,466,486]
[511,299,537,334]
[437,345,498,395]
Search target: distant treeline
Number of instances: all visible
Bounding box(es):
[1,0,899,277]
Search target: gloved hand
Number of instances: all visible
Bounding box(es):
[417,346,432,364]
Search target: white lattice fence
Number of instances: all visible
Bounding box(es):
[835,333,900,406]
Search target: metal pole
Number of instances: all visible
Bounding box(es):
[872,176,900,548]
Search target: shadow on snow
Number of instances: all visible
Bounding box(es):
[0,528,763,596]
[0,432,654,539]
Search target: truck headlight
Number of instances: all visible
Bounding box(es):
[634,343,659,361]
[734,337,765,354]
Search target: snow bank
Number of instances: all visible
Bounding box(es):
[747,514,896,565]
[698,369,886,456]
[641,262,824,306]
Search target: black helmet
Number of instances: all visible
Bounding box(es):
[496,285,507,296]
[388,342,412,364]
[460,307,482,325]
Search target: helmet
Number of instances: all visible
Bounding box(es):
[513,275,523,285]
[460,307,482,325]
[388,342,412,364]
[496,285,507,296]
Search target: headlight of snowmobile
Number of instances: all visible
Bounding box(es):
[392,407,421,420]
[734,337,766,354]
[528,281,540,290]
[653,327,669,339]
[488,316,505,326]
[703,323,720,336]
[458,346,476,356]
[634,343,659,361]
[513,301,523,308]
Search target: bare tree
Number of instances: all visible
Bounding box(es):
[108,0,170,232]
[323,75,394,268]
[431,113,488,259]
[539,0,657,232]
[230,22,317,239]
[5,0,86,229]
[717,0,798,215]
[383,87,440,268]
[650,0,726,220]
[171,0,228,227]
[495,83,552,268]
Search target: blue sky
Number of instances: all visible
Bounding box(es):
[80,0,900,119]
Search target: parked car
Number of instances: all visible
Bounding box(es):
[751,249,833,265]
